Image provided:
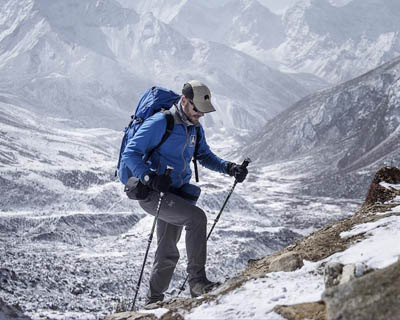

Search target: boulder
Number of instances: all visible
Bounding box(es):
[323,259,400,320]
[362,166,400,208]
[324,262,344,288]
[339,264,356,285]
[269,252,304,272]
[273,301,326,320]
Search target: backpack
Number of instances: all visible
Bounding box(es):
[116,86,201,184]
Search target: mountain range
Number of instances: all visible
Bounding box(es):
[160,0,400,84]
[242,55,400,198]
[0,0,321,132]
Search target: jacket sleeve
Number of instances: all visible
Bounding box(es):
[196,126,229,174]
[121,113,167,180]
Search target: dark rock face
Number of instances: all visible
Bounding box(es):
[0,298,31,319]
[363,166,400,208]
[323,259,400,320]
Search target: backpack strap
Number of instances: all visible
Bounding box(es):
[144,110,174,162]
[192,126,202,183]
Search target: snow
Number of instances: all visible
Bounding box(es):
[334,216,400,269]
[187,260,324,319]
[141,308,169,318]
[185,184,400,319]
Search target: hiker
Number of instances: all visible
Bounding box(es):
[121,80,248,305]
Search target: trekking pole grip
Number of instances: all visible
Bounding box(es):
[241,158,251,169]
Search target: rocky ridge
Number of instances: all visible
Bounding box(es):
[242,54,400,200]
[106,166,400,319]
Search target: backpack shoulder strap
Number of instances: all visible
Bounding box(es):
[194,126,201,157]
[145,110,174,161]
[158,110,175,147]
[192,126,202,182]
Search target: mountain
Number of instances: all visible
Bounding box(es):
[167,0,400,84]
[0,0,147,129]
[0,0,320,132]
[170,0,286,55]
[242,55,400,198]
[278,0,400,82]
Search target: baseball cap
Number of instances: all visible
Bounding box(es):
[182,80,216,113]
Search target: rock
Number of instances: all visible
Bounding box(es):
[362,166,400,208]
[71,284,85,295]
[273,301,326,320]
[339,264,356,285]
[104,312,158,320]
[324,262,344,288]
[325,262,372,289]
[269,252,304,272]
[354,262,369,277]
[323,259,400,320]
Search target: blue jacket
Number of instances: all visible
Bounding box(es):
[120,106,229,188]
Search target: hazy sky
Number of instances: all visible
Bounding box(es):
[259,0,354,14]
[116,0,355,16]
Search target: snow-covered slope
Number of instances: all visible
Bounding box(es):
[184,184,400,319]
[103,171,400,320]
[0,101,131,212]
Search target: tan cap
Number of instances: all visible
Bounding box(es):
[182,80,216,113]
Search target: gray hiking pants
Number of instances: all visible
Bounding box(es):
[139,189,207,300]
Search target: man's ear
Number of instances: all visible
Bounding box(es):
[181,95,188,106]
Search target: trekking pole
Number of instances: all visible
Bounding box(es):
[131,166,173,311]
[177,158,251,296]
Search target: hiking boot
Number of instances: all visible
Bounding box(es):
[189,278,220,298]
[143,295,164,310]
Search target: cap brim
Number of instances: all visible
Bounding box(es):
[195,100,216,113]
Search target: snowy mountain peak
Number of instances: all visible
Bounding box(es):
[279,0,400,82]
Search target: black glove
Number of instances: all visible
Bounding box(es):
[149,174,172,193]
[227,162,248,183]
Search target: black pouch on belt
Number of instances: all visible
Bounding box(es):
[124,177,151,200]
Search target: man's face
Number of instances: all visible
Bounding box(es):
[182,96,204,125]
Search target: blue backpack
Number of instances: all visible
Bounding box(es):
[116,86,202,184]
[116,86,179,183]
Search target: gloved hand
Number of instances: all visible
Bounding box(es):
[150,173,172,193]
[226,162,248,183]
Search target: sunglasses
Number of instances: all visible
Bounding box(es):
[189,100,202,113]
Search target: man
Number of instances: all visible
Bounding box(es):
[121,80,248,305]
